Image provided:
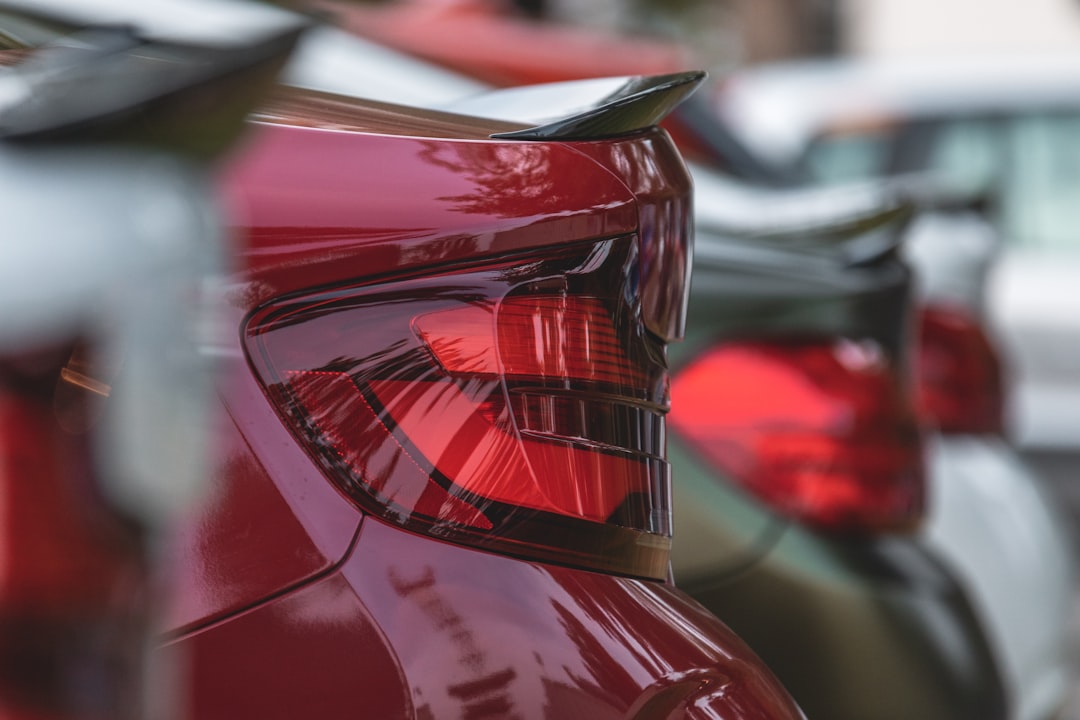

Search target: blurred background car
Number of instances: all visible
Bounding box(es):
[675,165,1073,720]
[715,55,1080,460]
[663,173,1011,720]
[309,0,695,84]
[712,65,1080,716]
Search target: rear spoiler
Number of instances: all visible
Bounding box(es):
[692,161,914,269]
[884,171,998,216]
[0,0,310,154]
[690,169,916,356]
[442,71,706,140]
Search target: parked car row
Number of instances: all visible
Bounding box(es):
[715,55,1080,453]
[283,6,1075,718]
[0,1,1074,719]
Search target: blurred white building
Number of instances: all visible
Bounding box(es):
[843,0,1080,57]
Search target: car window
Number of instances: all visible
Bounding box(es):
[804,128,893,184]
[924,113,1080,253]
[924,119,1003,197]
[1002,112,1080,253]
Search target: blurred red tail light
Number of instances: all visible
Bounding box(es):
[669,339,925,534]
[245,237,676,579]
[0,356,144,719]
[916,304,1005,435]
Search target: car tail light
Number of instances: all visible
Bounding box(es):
[245,236,677,579]
[916,304,1005,435]
[668,339,924,534]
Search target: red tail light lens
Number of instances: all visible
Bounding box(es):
[669,339,924,534]
[916,304,1005,435]
[245,237,675,579]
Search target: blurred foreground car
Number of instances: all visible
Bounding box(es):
[717,56,1080,453]
[0,1,307,717]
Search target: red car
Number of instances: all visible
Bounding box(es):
[312,0,694,86]
[153,73,806,718]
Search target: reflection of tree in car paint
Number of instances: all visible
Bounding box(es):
[389,565,524,720]
[402,233,481,267]
[416,140,560,218]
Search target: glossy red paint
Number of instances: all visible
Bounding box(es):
[313,0,694,87]
[219,120,639,305]
[165,89,803,718]
[162,355,361,635]
[173,518,803,720]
